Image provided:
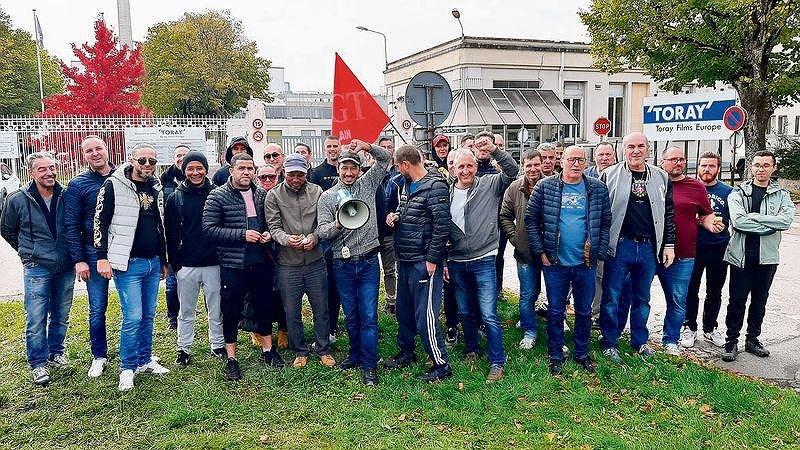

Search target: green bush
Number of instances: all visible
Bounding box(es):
[772,137,800,180]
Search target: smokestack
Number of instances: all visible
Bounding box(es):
[117,0,132,47]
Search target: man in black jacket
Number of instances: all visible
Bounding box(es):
[384,145,452,382]
[63,135,115,378]
[203,153,282,381]
[160,144,189,330]
[164,152,225,367]
[212,137,253,187]
[2,152,74,386]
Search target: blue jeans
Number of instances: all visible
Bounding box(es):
[449,256,506,366]
[517,260,541,340]
[601,238,657,350]
[23,264,75,369]
[113,257,161,371]
[86,252,110,359]
[543,264,594,361]
[333,255,380,369]
[656,258,695,345]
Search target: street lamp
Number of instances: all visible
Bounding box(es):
[451,8,464,38]
[356,25,388,70]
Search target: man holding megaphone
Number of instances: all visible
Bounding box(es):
[317,139,391,387]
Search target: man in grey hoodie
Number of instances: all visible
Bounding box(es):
[445,135,518,383]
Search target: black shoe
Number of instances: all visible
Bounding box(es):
[225,358,241,381]
[384,304,396,315]
[262,349,285,368]
[536,307,548,319]
[337,356,360,370]
[418,363,452,383]
[573,357,596,373]
[745,339,770,357]
[174,350,190,367]
[445,327,458,346]
[211,347,227,360]
[362,368,378,386]
[548,359,564,376]
[168,321,178,331]
[383,352,417,369]
[721,342,738,362]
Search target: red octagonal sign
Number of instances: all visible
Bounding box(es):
[593,117,611,136]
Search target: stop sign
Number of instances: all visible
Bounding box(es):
[593,117,612,136]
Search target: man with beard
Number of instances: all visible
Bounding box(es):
[94,144,170,391]
[682,152,733,348]
[212,137,253,186]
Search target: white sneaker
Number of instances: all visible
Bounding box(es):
[135,358,170,375]
[563,321,570,332]
[515,320,521,330]
[32,366,50,385]
[87,358,107,378]
[118,369,134,391]
[664,343,681,356]
[48,353,70,369]
[329,334,337,344]
[703,329,726,348]
[519,337,535,350]
[680,327,697,348]
[562,345,570,358]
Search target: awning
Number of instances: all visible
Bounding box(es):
[442,88,577,127]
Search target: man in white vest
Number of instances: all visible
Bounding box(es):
[94,143,170,391]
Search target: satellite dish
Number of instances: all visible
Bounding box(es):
[404,71,453,129]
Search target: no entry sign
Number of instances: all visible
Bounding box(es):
[723,106,746,132]
[593,117,611,136]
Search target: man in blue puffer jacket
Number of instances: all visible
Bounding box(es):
[526,145,611,376]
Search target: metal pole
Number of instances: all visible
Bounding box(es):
[33,10,45,112]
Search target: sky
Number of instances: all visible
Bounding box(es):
[4,0,592,94]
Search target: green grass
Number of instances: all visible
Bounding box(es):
[1,290,799,449]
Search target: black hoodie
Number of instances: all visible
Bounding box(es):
[212,137,253,186]
[164,178,217,270]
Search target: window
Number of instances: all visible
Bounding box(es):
[492,80,541,89]
[563,82,584,140]
[795,116,799,135]
[777,115,788,135]
[607,83,625,138]
[769,116,776,134]
[300,130,316,137]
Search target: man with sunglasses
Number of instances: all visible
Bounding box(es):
[262,143,285,183]
[722,150,795,362]
[94,144,170,391]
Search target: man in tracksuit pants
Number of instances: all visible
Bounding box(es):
[384,145,452,382]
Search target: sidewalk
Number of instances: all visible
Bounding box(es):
[500,214,800,391]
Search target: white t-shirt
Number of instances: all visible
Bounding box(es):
[451,187,468,233]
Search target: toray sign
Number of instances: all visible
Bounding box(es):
[643,91,737,140]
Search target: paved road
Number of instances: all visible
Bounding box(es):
[499,214,800,390]
[2,215,798,389]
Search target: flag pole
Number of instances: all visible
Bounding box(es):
[33,9,45,112]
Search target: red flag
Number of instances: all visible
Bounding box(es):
[332,53,390,144]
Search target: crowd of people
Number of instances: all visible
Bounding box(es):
[0,130,795,391]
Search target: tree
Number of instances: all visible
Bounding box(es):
[579,0,800,163]
[0,8,62,115]
[42,19,150,116]
[140,10,271,116]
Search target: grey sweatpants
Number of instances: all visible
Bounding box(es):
[380,235,398,304]
[176,265,224,352]
[278,259,330,357]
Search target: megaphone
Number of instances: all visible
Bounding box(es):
[336,189,370,230]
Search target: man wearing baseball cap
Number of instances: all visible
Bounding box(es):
[265,153,335,369]
[317,140,391,386]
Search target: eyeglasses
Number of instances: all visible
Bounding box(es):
[135,157,157,166]
[264,152,281,160]
[663,157,686,163]
[753,164,773,170]
[258,174,277,181]
[565,157,586,165]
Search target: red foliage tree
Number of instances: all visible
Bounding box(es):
[41,19,151,116]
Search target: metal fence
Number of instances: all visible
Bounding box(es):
[0,116,329,184]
